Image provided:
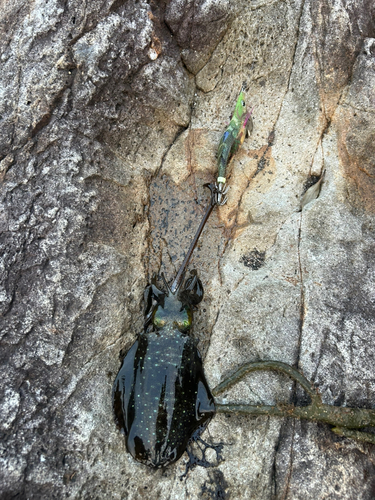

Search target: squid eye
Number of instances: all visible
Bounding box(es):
[175,307,192,332]
[152,308,167,329]
[153,317,166,329]
[176,319,191,332]
[241,100,245,107]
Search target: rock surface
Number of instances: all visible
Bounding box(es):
[1,0,375,498]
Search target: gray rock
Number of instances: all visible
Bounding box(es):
[1,0,375,498]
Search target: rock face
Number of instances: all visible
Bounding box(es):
[1,0,375,498]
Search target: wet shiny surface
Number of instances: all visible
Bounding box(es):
[113,328,215,467]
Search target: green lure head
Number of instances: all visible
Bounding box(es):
[232,90,247,122]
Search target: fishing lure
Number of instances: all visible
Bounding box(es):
[216,83,254,204]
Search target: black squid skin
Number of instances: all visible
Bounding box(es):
[112,274,216,468]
